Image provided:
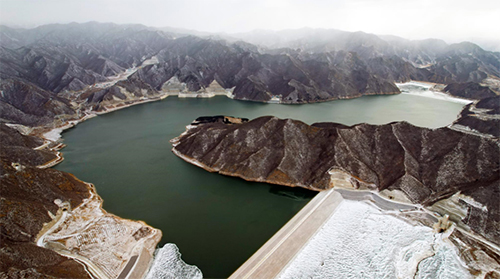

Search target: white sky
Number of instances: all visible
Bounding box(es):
[1,0,499,45]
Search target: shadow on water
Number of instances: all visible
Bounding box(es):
[269,185,317,201]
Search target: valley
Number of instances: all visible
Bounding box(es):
[1,22,499,278]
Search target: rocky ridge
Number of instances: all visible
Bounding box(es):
[444,82,498,100]
[451,96,500,138]
[1,23,499,127]
[0,78,76,126]
[232,28,500,83]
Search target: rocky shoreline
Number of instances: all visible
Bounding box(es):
[0,122,165,278]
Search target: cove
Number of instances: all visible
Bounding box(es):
[55,87,465,278]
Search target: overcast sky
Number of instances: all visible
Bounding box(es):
[1,0,499,46]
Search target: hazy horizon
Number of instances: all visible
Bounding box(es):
[1,0,499,50]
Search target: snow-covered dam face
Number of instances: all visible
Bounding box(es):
[277,200,471,279]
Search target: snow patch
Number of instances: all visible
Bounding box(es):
[43,128,63,142]
[415,235,472,279]
[146,243,202,279]
[142,56,159,66]
[459,194,488,212]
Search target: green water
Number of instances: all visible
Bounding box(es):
[55,93,464,278]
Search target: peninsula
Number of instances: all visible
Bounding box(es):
[171,97,500,276]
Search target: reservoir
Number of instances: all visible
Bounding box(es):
[56,84,467,278]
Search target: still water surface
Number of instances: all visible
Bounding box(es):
[56,89,464,277]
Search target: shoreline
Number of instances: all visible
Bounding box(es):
[35,80,457,148]
[171,145,326,191]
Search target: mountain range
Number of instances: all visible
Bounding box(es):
[1,22,499,127]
